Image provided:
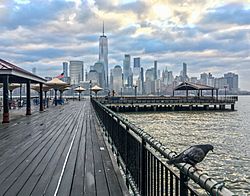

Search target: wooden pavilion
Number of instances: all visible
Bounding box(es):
[173,81,218,98]
[0,59,47,123]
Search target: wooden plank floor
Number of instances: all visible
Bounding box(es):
[0,99,129,196]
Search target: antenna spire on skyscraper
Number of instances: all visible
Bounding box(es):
[102,21,105,36]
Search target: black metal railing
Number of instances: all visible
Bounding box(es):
[91,98,234,196]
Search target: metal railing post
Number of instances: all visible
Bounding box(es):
[180,172,189,196]
[141,138,147,195]
[125,126,130,188]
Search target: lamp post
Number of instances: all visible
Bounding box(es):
[89,80,92,98]
[134,85,137,97]
[224,85,227,99]
[157,88,160,96]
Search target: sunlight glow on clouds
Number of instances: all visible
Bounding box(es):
[0,0,249,90]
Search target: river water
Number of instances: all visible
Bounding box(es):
[122,96,250,195]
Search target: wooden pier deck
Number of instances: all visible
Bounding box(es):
[0,100,128,196]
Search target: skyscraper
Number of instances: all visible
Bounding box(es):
[93,61,105,88]
[200,73,208,85]
[99,22,108,88]
[154,61,157,80]
[123,54,132,87]
[112,65,123,94]
[182,62,188,81]
[141,67,145,94]
[133,57,141,86]
[32,67,36,75]
[69,61,84,85]
[134,57,140,68]
[63,62,69,77]
[224,72,239,93]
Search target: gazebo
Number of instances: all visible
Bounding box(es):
[0,59,47,123]
[90,85,103,97]
[74,86,86,101]
[173,81,218,98]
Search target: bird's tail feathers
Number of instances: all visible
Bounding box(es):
[167,157,183,165]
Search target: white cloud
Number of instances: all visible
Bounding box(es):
[0,0,249,90]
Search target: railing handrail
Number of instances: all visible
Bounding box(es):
[92,98,235,196]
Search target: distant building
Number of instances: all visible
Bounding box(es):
[207,73,215,87]
[200,73,208,85]
[63,62,69,77]
[87,70,99,85]
[162,67,173,86]
[145,68,155,94]
[141,67,145,94]
[32,67,36,75]
[62,62,70,83]
[112,65,123,94]
[134,57,140,68]
[133,57,141,90]
[154,60,157,80]
[93,61,105,88]
[190,77,198,84]
[69,61,84,85]
[215,77,227,90]
[155,79,161,95]
[224,72,239,93]
[99,23,108,88]
[123,54,132,87]
[182,62,188,81]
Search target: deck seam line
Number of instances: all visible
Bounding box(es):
[53,126,79,196]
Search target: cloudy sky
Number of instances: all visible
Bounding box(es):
[0,0,249,90]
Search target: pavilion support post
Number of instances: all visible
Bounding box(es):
[26,80,31,115]
[9,90,13,109]
[10,90,13,101]
[55,89,58,106]
[79,92,81,101]
[19,84,22,107]
[201,90,203,96]
[186,88,188,98]
[172,90,175,97]
[216,89,218,100]
[2,75,9,123]
[212,89,214,99]
[45,91,48,108]
[60,90,62,101]
[39,83,44,112]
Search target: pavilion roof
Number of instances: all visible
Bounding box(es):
[174,81,218,91]
[0,59,46,83]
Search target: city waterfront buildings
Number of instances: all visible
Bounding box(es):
[111,65,123,95]
[69,60,84,85]
[224,72,239,93]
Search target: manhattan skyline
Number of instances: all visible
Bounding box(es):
[0,0,249,90]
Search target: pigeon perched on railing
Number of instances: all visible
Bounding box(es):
[167,144,214,166]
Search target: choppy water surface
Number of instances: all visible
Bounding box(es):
[122,96,250,195]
